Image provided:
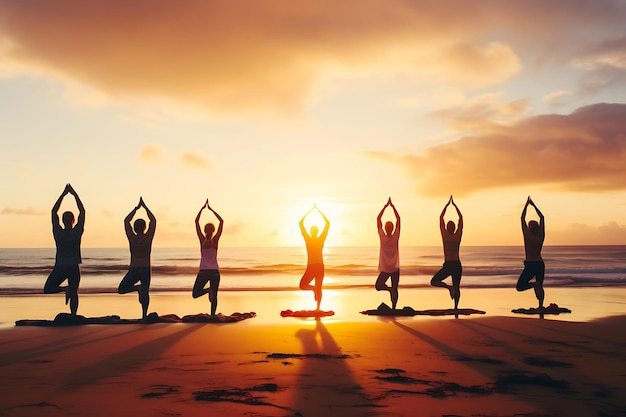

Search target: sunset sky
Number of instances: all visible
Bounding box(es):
[1,0,626,248]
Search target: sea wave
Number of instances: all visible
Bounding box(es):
[2,262,625,278]
[2,275,626,296]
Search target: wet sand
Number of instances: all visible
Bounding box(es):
[1,310,626,416]
[2,286,626,416]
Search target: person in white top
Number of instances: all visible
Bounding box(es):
[430,196,463,310]
[118,197,156,319]
[375,198,401,309]
[193,199,224,316]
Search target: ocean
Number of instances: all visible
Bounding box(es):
[1,245,625,294]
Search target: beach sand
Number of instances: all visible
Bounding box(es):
[1,307,625,417]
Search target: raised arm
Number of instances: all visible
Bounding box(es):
[140,197,157,236]
[51,185,68,228]
[377,198,390,232]
[318,206,330,240]
[124,201,139,238]
[451,197,463,234]
[390,199,400,233]
[529,198,545,232]
[440,196,452,232]
[299,206,314,237]
[67,184,85,228]
[195,200,207,242]
[521,197,530,232]
[207,202,224,243]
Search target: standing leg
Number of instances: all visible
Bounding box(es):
[533,263,545,308]
[314,264,325,310]
[67,266,80,315]
[208,273,221,316]
[139,271,151,319]
[451,263,462,310]
[389,270,400,309]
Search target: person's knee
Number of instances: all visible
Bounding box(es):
[515,281,526,292]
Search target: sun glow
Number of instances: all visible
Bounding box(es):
[281,198,349,247]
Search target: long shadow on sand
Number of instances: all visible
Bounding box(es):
[60,324,202,393]
[290,319,380,416]
[0,326,138,367]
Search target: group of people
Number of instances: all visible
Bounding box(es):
[297,196,545,312]
[44,184,547,318]
[44,184,224,318]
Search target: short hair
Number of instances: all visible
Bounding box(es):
[134,218,146,233]
[62,211,74,226]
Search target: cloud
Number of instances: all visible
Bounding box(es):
[368,103,626,197]
[101,209,114,218]
[572,36,626,96]
[573,36,626,71]
[552,221,626,245]
[138,143,165,164]
[430,93,531,133]
[2,206,45,216]
[543,90,572,109]
[1,0,622,112]
[179,152,211,170]
[224,220,244,236]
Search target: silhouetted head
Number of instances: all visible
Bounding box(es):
[528,220,539,235]
[62,211,75,228]
[446,221,456,234]
[204,223,215,237]
[310,225,319,237]
[384,221,394,235]
[133,219,146,234]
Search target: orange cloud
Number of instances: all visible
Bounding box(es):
[2,207,45,216]
[552,221,626,245]
[430,94,531,133]
[2,1,622,112]
[179,152,211,170]
[138,143,165,164]
[369,103,626,196]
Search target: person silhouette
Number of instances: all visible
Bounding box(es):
[299,204,330,310]
[517,196,545,308]
[375,198,401,309]
[430,196,463,310]
[44,183,85,315]
[118,197,156,318]
[192,199,224,316]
